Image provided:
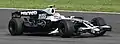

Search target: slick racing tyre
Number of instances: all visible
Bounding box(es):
[91,17,106,26]
[8,18,24,36]
[91,17,107,36]
[58,20,75,38]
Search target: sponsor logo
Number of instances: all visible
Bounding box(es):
[21,11,37,15]
[38,14,46,19]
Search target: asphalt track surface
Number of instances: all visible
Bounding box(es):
[0,9,120,44]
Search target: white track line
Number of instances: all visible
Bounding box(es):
[0,8,120,14]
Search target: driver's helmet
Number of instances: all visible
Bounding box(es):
[49,5,55,8]
[43,5,56,15]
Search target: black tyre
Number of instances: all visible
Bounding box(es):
[8,18,23,36]
[91,17,107,36]
[91,17,106,26]
[58,20,75,38]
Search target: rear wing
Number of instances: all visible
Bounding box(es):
[12,5,56,18]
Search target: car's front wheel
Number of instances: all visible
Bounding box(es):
[58,20,75,38]
[91,17,107,36]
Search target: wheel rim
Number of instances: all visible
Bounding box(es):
[58,22,66,35]
[9,22,16,34]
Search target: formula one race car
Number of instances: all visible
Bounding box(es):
[8,5,112,38]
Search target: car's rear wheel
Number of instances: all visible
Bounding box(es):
[91,17,107,36]
[8,18,23,36]
[58,20,75,38]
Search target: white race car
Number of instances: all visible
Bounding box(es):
[8,5,112,38]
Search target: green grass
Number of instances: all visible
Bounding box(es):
[0,0,120,12]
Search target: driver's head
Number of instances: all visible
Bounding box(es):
[43,5,56,15]
[48,5,55,8]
